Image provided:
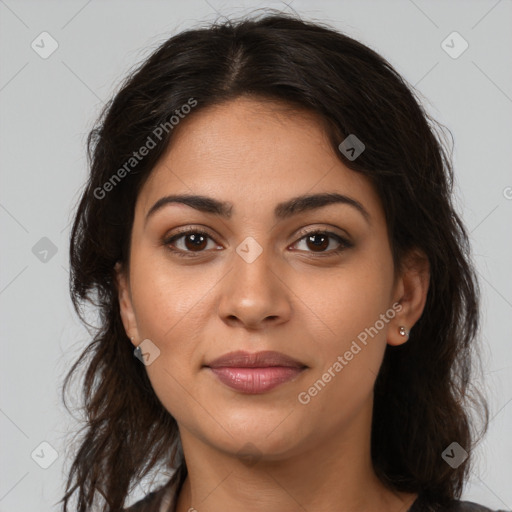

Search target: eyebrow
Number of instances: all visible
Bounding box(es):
[145,192,370,225]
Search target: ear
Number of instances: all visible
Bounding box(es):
[114,261,140,347]
[387,248,430,347]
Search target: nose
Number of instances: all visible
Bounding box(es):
[217,243,292,330]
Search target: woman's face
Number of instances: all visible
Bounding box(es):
[117,96,426,461]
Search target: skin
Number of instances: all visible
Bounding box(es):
[116,96,430,512]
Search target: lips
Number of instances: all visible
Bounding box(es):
[204,350,307,394]
[206,350,305,369]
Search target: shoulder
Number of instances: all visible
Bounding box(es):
[410,494,509,512]
[446,501,510,512]
[125,495,510,512]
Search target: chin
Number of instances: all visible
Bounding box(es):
[209,412,306,459]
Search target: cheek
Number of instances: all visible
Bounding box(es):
[127,251,217,408]
[292,271,393,433]
[129,248,209,340]
[296,252,394,400]
[306,257,394,347]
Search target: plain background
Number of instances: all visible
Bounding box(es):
[0,1,511,510]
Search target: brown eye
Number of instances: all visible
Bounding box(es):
[182,233,208,251]
[292,230,353,255]
[164,229,220,257]
[305,233,329,252]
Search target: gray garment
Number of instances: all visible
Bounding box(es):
[446,505,510,512]
[408,493,510,512]
[125,484,511,512]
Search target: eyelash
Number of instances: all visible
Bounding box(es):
[162,227,353,258]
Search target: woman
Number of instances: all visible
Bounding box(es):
[59,11,507,512]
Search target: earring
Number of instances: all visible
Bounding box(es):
[399,326,409,338]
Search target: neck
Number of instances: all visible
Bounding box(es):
[174,400,417,512]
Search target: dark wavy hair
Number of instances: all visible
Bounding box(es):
[59,10,489,511]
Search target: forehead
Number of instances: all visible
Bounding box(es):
[137,97,381,221]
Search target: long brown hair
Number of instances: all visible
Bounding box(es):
[59,10,489,511]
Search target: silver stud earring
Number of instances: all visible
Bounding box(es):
[399,326,409,338]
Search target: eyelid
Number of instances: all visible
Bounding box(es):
[292,225,352,244]
[166,224,210,234]
[163,225,221,243]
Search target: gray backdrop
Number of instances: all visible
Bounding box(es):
[1,1,511,510]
